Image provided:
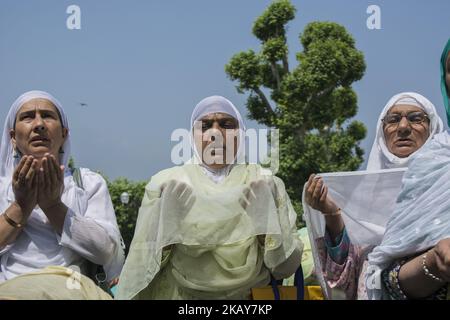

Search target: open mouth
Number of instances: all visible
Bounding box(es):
[29,136,50,145]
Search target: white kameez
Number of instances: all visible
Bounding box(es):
[0,91,124,284]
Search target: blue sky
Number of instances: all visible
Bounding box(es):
[1,0,449,181]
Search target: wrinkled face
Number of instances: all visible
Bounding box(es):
[193,112,239,169]
[446,53,450,96]
[10,98,68,163]
[383,104,430,158]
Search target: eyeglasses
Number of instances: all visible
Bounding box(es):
[382,111,429,128]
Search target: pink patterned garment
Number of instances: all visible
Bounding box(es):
[315,236,370,300]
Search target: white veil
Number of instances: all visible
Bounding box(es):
[303,92,445,299]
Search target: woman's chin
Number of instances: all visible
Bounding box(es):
[392,147,416,158]
[28,146,52,158]
[28,153,47,160]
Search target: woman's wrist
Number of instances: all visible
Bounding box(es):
[424,249,445,282]
[11,201,34,217]
[39,199,64,212]
[324,214,345,241]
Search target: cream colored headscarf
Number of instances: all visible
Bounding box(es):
[116,98,300,300]
[189,95,246,183]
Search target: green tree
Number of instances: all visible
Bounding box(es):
[67,157,75,172]
[106,178,146,255]
[225,0,367,218]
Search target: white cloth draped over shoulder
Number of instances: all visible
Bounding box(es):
[0,91,124,282]
[366,131,450,299]
[302,92,445,299]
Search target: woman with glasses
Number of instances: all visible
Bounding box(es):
[116,96,302,300]
[366,40,450,300]
[304,92,444,299]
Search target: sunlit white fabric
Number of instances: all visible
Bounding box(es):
[366,131,450,299]
[0,91,124,282]
[303,92,445,299]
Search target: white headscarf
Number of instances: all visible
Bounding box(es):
[0,90,124,282]
[189,96,246,183]
[303,92,444,299]
[367,92,444,170]
[0,90,71,178]
[366,131,450,299]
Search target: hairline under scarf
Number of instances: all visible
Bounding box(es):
[12,98,65,131]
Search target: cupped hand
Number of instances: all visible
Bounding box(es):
[12,155,38,215]
[37,153,65,211]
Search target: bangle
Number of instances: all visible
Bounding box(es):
[323,208,342,217]
[2,211,24,228]
[422,252,444,283]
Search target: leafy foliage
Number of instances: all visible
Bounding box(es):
[105,177,146,255]
[225,0,367,219]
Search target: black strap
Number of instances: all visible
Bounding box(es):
[270,264,305,300]
[294,265,305,300]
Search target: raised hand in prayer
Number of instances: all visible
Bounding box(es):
[37,153,65,211]
[305,174,339,214]
[12,155,39,215]
[238,180,270,211]
[238,180,273,245]
[305,174,344,240]
[160,180,196,220]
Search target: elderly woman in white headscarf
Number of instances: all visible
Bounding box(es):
[0,91,124,299]
[116,95,302,300]
[366,40,450,300]
[304,92,444,299]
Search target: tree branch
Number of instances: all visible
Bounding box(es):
[270,62,281,90]
[282,55,289,74]
[254,87,277,120]
[305,83,336,107]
